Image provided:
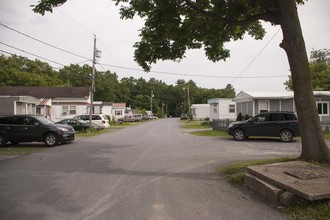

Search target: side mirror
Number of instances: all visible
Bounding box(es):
[34,122,40,126]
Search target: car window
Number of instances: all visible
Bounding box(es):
[24,117,36,126]
[284,113,297,120]
[11,117,24,125]
[0,117,10,124]
[36,116,54,125]
[92,115,101,120]
[268,114,284,121]
[252,115,267,122]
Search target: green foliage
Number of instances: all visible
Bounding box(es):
[0,55,63,86]
[243,114,251,120]
[283,199,330,220]
[285,49,330,91]
[220,157,296,184]
[236,112,243,121]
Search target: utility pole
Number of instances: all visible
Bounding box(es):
[187,86,191,116]
[150,90,154,115]
[89,35,101,127]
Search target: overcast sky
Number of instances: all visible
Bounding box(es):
[0,0,329,94]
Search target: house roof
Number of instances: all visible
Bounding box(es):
[112,103,126,108]
[234,91,330,102]
[38,98,51,106]
[0,86,90,99]
[191,104,210,108]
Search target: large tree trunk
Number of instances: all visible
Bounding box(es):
[277,0,330,163]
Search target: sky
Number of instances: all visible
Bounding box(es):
[0,0,329,94]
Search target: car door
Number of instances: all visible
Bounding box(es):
[6,116,26,142]
[22,116,44,142]
[264,113,284,136]
[244,114,269,136]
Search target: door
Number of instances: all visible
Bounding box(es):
[21,117,43,142]
[244,113,269,136]
[258,100,269,113]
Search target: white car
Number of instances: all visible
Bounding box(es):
[73,114,110,129]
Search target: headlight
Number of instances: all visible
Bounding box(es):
[57,127,69,132]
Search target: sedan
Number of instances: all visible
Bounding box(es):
[56,119,101,131]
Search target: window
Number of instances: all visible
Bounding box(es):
[115,110,122,116]
[62,106,76,115]
[317,102,329,115]
[252,114,267,122]
[229,104,235,113]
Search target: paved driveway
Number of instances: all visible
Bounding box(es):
[0,118,304,220]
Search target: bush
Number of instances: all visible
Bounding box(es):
[236,112,243,121]
[243,114,250,120]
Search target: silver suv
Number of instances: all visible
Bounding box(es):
[73,114,110,129]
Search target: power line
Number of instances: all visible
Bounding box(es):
[0,22,91,61]
[99,62,288,79]
[0,41,66,66]
[229,28,281,84]
[54,8,95,35]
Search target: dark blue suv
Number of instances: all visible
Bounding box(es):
[228,111,299,142]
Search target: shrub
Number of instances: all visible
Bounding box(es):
[236,112,243,121]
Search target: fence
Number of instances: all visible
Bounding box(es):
[320,121,330,132]
[212,119,235,131]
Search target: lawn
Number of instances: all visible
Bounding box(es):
[180,120,212,129]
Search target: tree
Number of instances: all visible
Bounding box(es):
[24,0,330,162]
[114,0,330,163]
[285,49,330,91]
[0,55,63,86]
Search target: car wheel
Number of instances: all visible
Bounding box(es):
[233,129,246,141]
[279,130,293,142]
[0,134,6,147]
[44,133,58,146]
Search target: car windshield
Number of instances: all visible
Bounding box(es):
[36,116,55,125]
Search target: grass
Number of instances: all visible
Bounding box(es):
[191,130,229,137]
[220,158,330,219]
[283,199,330,220]
[220,157,295,184]
[0,145,46,156]
[324,133,330,139]
[180,120,212,129]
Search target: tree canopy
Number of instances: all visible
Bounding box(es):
[285,49,330,91]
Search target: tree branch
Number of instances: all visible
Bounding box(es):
[184,0,280,26]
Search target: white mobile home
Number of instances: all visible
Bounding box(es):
[190,104,210,120]
[207,98,236,121]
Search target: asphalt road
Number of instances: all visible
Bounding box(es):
[0,118,303,220]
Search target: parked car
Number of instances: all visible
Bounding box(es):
[117,114,143,122]
[180,113,189,120]
[56,119,101,131]
[142,114,153,120]
[73,114,110,129]
[0,115,75,147]
[228,111,300,142]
